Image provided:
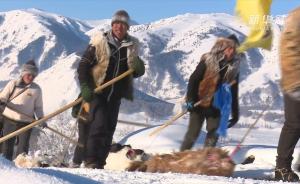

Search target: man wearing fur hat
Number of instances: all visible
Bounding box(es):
[75,10,145,168]
[180,35,241,151]
[0,60,44,160]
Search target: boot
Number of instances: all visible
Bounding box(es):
[85,157,99,169]
[85,158,104,169]
[275,167,299,182]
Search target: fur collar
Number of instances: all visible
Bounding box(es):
[89,31,111,86]
[89,30,139,93]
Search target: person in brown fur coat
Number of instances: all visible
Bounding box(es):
[180,35,241,150]
[274,7,300,182]
[127,147,235,177]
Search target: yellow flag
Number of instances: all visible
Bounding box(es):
[235,0,273,53]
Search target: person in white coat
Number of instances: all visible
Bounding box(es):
[0,60,44,160]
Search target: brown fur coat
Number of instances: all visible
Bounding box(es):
[280,7,300,93]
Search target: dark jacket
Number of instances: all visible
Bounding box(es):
[77,31,144,101]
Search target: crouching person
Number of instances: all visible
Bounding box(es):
[0,60,44,161]
[76,10,145,169]
[180,35,240,151]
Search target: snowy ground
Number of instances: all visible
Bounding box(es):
[1,113,299,184]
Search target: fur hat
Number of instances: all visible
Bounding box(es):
[21,60,38,77]
[111,10,130,28]
[210,37,237,54]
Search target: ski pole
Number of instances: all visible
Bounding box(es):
[0,69,134,144]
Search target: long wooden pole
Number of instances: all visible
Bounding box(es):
[148,97,210,136]
[149,110,187,136]
[0,69,134,144]
[149,80,237,136]
[4,105,84,148]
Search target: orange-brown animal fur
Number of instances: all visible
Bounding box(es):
[127,148,235,177]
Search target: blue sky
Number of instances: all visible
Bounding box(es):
[1,0,300,23]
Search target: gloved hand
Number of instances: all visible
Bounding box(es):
[185,101,194,112]
[228,106,239,128]
[227,117,239,128]
[132,56,145,78]
[80,83,94,102]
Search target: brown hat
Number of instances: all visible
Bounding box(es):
[210,37,236,54]
[21,59,38,77]
[111,10,130,28]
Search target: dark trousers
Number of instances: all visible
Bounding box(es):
[276,93,300,169]
[0,120,3,136]
[1,117,32,161]
[180,111,220,151]
[85,96,120,167]
[72,120,90,164]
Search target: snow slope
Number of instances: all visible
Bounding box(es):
[1,123,298,183]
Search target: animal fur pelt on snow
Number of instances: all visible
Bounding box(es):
[127,147,235,177]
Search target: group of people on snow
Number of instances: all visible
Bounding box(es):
[0,7,299,182]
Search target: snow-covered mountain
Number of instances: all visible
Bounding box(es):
[0,9,90,82]
[0,9,173,120]
[0,9,289,167]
